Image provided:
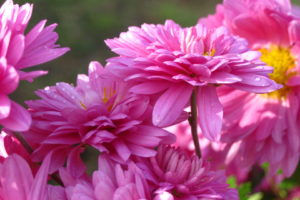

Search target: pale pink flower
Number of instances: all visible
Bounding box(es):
[24,61,174,170]
[137,145,238,200]
[0,152,66,200]
[200,0,300,180]
[105,20,280,141]
[62,154,151,200]
[0,0,69,131]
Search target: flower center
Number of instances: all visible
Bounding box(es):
[204,49,216,56]
[259,46,297,99]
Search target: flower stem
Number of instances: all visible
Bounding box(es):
[12,132,33,154]
[189,88,201,158]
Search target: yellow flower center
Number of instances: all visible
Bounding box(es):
[204,49,216,56]
[259,46,297,99]
[79,87,117,110]
[102,87,116,103]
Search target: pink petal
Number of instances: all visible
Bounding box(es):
[197,85,223,141]
[0,61,19,94]
[210,72,242,84]
[0,94,11,119]
[114,140,131,161]
[7,34,25,65]
[48,186,67,200]
[67,147,86,179]
[25,20,47,47]
[2,154,33,200]
[153,84,193,127]
[128,143,157,157]
[29,152,53,200]
[19,70,48,82]
[0,101,31,131]
[287,75,300,86]
[289,20,300,43]
[17,47,69,69]
[130,81,172,94]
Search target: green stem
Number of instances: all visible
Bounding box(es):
[189,88,201,158]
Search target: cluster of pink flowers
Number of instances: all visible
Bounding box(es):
[1,0,300,199]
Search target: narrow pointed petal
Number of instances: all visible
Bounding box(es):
[29,152,53,200]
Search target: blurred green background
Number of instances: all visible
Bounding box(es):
[12,0,222,102]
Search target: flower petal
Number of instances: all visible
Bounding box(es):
[153,84,193,127]
[0,94,11,119]
[197,85,223,141]
[0,101,31,131]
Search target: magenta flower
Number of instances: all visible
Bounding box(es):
[137,145,238,200]
[105,20,280,140]
[24,61,174,169]
[63,154,151,200]
[0,153,66,200]
[0,0,69,131]
[200,0,300,179]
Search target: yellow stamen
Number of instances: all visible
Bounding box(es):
[102,87,116,104]
[80,101,87,110]
[204,49,216,56]
[260,46,297,99]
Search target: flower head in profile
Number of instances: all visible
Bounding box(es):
[0,0,69,131]
[200,0,300,180]
[105,20,280,141]
[25,62,174,169]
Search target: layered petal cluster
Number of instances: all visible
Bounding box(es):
[105,20,280,141]
[200,0,300,180]
[24,62,174,168]
[0,153,66,200]
[63,154,151,200]
[138,145,238,200]
[0,0,69,131]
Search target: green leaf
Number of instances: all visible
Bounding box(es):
[239,182,252,200]
[227,176,237,188]
[248,193,263,200]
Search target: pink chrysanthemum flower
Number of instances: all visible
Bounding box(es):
[0,0,69,131]
[0,153,66,200]
[200,0,300,179]
[105,20,280,140]
[24,62,174,169]
[137,145,238,200]
[62,154,151,200]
